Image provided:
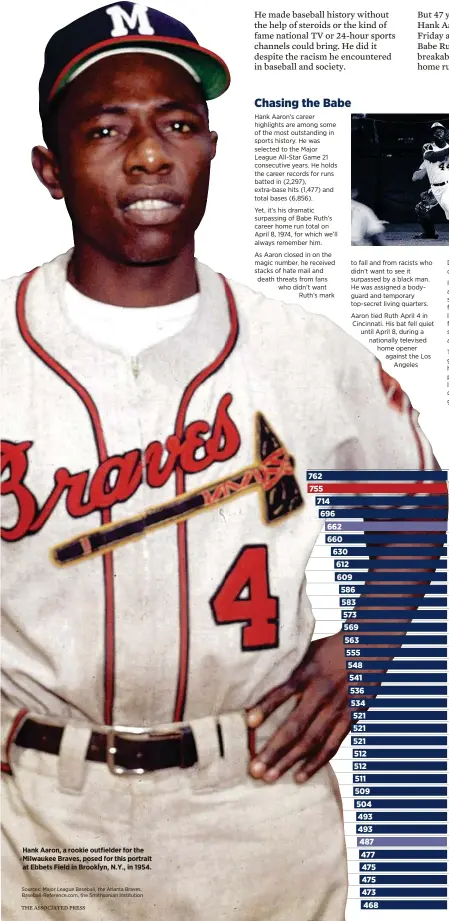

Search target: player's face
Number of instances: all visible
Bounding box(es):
[433,127,445,142]
[34,54,217,265]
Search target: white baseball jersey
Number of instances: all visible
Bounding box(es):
[420,142,449,218]
[1,252,434,754]
[421,140,449,186]
[351,199,384,245]
[0,253,435,921]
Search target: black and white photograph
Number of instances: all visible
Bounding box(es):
[351,113,449,246]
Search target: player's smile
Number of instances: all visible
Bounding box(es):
[120,186,184,226]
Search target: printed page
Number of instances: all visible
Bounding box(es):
[1,2,447,920]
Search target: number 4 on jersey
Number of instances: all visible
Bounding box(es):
[210,545,279,650]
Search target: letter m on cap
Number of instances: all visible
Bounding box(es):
[105,4,155,37]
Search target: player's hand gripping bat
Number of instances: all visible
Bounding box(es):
[52,414,303,566]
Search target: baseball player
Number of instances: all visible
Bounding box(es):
[1,5,437,921]
[351,188,386,245]
[412,122,449,239]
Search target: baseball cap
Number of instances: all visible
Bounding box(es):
[431,121,445,130]
[39,2,230,120]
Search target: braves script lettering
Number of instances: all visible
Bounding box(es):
[1,393,240,542]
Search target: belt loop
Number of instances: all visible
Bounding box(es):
[189,716,222,791]
[216,712,249,785]
[3,709,29,774]
[57,724,92,794]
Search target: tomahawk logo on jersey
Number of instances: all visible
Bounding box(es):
[2,401,302,565]
[1,256,434,739]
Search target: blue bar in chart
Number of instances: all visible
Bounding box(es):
[307,469,448,911]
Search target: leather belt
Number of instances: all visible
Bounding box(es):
[15,718,198,775]
[432,181,447,186]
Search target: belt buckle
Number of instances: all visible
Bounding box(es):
[105,725,185,776]
[106,726,152,776]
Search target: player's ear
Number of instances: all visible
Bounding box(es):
[209,130,218,161]
[31,146,64,200]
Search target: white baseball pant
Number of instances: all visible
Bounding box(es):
[431,181,449,218]
[2,712,348,921]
